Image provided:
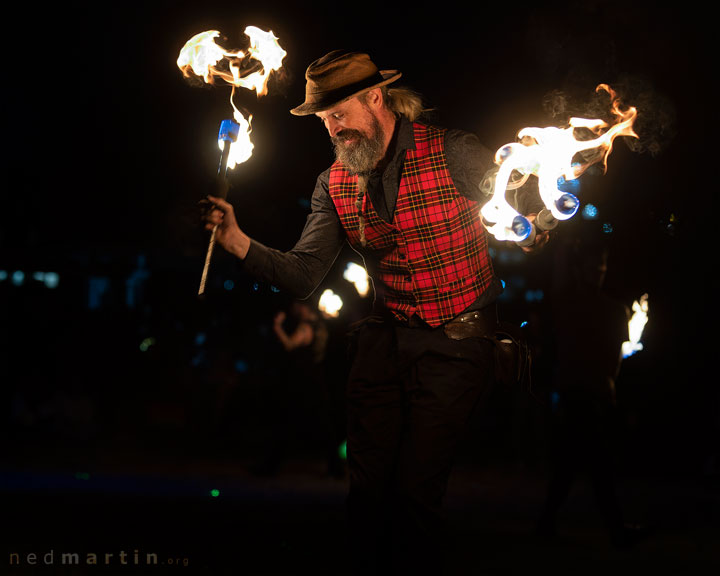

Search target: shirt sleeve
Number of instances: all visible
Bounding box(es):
[445,129,545,215]
[241,169,347,299]
[444,129,495,204]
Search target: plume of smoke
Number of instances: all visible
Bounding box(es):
[542,75,677,157]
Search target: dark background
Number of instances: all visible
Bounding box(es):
[2,1,715,574]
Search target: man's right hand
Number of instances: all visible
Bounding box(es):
[201,195,251,259]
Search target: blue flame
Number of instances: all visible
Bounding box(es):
[557,175,581,193]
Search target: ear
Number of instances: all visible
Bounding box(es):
[365,88,383,110]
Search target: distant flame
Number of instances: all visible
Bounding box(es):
[481,84,638,241]
[318,289,343,318]
[343,262,370,297]
[622,293,649,358]
[177,26,286,169]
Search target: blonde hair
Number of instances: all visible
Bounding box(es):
[384,87,431,121]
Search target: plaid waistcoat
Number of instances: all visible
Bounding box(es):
[328,122,495,327]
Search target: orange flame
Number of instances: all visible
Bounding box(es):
[234,26,287,97]
[564,84,638,178]
[480,84,638,240]
[223,112,254,170]
[177,26,286,169]
[177,26,286,96]
[177,30,231,84]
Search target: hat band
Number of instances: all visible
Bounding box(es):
[307,72,387,109]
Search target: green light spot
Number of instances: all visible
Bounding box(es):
[338,440,347,461]
[75,472,90,480]
[210,489,220,497]
[139,337,156,352]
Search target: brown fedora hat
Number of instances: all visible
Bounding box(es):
[290,50,401,116]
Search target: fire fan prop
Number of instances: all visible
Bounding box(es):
[480,84,638,245]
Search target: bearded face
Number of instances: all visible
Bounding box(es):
[331,111,385,175]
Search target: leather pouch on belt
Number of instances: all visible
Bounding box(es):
[493,322,531,392]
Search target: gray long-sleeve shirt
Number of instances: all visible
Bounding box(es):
[241,115,542,312]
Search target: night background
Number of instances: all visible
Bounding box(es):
[2,1,715,574]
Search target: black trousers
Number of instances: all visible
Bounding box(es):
[345,317,496,575]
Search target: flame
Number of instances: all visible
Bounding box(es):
[318,289,343,318]
[622,293,649,358]
[234,26,287,97]
[343,262,370,296]
[480,144,536,242]
[177,26,286,169]
[481,85,638,241]
[220,112,254,170]
[177,26,286,95]
[177,30,235,84]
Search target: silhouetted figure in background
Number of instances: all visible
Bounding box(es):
[274,300,328,370]
[254,299,330,475]
[537,233,644,548]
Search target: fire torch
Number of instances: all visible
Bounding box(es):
[198,119,241,295]
[176,25,287,295]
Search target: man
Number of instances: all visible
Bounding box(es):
[203,50,548,574]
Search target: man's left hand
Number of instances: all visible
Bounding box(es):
[520,213,551,253]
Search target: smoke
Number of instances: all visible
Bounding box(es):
[542,75,677,156]
[265,65,294,98]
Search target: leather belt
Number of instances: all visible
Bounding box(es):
[443,306,498,340]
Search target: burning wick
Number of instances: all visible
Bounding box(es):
[480,84,638,245]
[622,293,649,359]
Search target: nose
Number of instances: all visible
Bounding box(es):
[325,117,342,138]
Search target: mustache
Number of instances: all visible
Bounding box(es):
[331,129,364,145]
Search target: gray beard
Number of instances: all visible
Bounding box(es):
[332,115,384,175]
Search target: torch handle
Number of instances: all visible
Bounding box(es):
[198,144,230,296]
[198,119,240,296]
[198,226,218,295]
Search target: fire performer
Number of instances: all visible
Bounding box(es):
[202,50,549,574]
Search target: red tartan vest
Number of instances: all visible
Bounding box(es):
[328,122,495,327]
